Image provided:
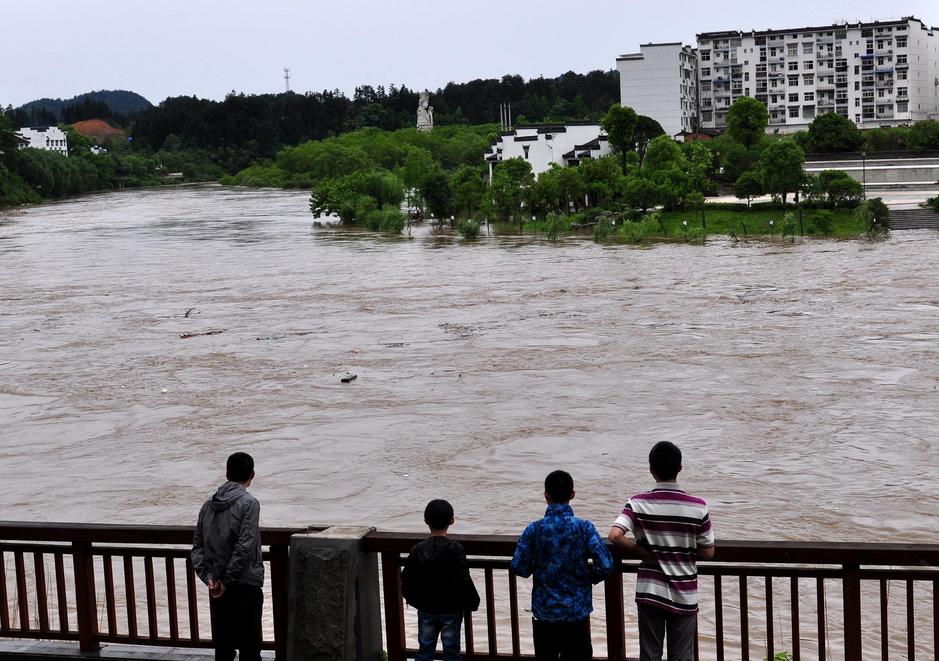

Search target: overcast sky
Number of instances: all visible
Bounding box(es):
[3,1,937,108]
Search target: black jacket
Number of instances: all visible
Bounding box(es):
[401,536,480,614]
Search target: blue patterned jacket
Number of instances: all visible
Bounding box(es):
[511,503,614,622]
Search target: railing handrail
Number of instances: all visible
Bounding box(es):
[0,521,311,546]
[364,530,939,566]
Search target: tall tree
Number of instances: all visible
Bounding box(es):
[807,113,864,153]
[600,104,638,174]
[726,97,769,149]
[758,141,805,204]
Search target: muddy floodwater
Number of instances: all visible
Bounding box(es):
[2,185,938,542]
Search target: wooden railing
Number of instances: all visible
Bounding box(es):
[4,524,939,660]
[364,532,939,661]
[0,522,308,659]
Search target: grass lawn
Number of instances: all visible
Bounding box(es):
[652,207,866,239]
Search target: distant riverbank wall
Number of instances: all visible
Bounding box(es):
[806,151,939,190]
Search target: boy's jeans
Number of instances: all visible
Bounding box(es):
[416,611,463,661]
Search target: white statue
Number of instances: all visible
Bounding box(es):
[417,90,434,132]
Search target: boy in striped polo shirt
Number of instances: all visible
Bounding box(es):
[608,441,715,661]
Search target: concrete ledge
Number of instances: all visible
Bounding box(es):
[0,640,274,660]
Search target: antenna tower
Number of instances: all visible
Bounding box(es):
[283,67,291,92]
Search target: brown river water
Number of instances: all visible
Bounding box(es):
[2,184,939,544]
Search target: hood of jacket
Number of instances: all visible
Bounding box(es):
[211,482,247,511]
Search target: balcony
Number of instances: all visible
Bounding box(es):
[895,61,909,69]
[875,66,894,74]
[769,116,788,125]
[816,36,834,44]
[875,49,893,56]
[876,112,895,119]
[817,99,835,108]
[860,53,875,60]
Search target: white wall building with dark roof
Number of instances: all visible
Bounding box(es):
[616,43,699,138]
[15,126,68,156]
[483,123,611,179]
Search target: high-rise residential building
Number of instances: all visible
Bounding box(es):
[697,17,938,132]
[618,17,938,136]
[616,43,699,137]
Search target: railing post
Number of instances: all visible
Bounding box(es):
[285,526,380,661]
[842,563,862,659]
[605,556,626,661]
[270,543,289,661]
[71,541,100,653]
[381,552,406,661]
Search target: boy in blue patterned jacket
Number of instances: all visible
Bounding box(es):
[511,470,613,661]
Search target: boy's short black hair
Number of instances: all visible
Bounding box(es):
[226,452,255,483]
[649,441,682,480]
[544,470,574,503]
[424,499,454,530]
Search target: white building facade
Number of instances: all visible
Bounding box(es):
[616,43,698,137]
[15,126,69,156]
[484,124,611,179]
[697,17,939,133]
[617,16,938,136]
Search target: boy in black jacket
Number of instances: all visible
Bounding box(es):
[401,500,479,661]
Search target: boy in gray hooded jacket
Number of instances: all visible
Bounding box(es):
[192,452,263,661]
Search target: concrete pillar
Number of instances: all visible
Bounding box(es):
[286,526,382,661]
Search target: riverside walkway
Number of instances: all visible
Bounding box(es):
[0,522,937,660]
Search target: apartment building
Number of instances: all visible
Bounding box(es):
[696,17,939,133]
[616,43,699,137]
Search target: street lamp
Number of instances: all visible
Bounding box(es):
[861,151,867,200]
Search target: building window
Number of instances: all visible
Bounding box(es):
[701,67,711,77]
[522,145,530,160]
[802,42,813,54]
[804,92,814,101]
[804,61,813,70]
[788,61,798,71]
[789,93,799,102]
[803,74,814,85]
[897,101,908,112]
[701,50,711,61]
[788,75,799,86]
[897,54,907,64]
[897,37,907,48]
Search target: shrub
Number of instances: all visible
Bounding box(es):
[544,213,563,241]
[812,210,834,236]
[457,219,481,239]
[593,217,613,242]
[927,196,939,213]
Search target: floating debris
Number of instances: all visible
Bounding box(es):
[179,330,224,339]
[340,373,357,383]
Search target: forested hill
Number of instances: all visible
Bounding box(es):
[12,90,152,126]
[130,70,619,162]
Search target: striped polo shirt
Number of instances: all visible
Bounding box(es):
[612,482,714,614]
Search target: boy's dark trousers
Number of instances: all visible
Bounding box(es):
[637,604,695,661]
[209,583,264,661]
[532,617,592,661]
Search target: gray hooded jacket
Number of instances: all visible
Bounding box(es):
[191,482,264,588]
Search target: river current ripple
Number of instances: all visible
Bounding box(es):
[1,185,938,542]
